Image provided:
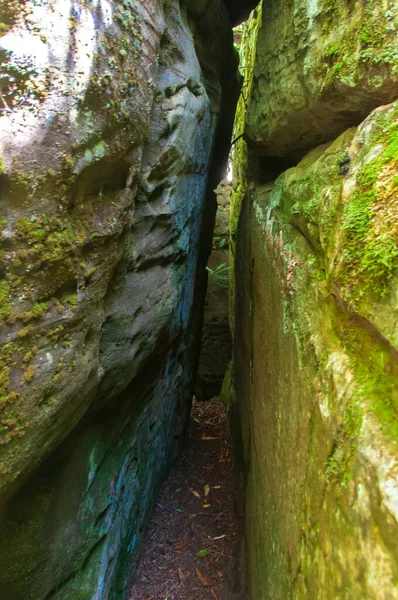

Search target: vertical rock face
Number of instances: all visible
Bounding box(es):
[0,0,240,597]
[230,3,398,599]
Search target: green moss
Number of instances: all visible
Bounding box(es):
[62,154,74,171]
[17,326,32,338]
[20,302,49,324]
[12,213,88,297]
[0,22,9,36]
[22,351,33,364]
[0,340,27,444]
[326,297,397,483]
[0,366,10,397]
[51,354,65,384]
[358,10,397,66]
[23,365,36,383]
[324,393,363,486]
[47,325,64,342]
[64,294,78,310]
[0,281,12,324]
[337,315,398,443]
[0,157,5,175]
[331,62,343,73]
[52,372,61,384]
[359,13,386,48]
[385,129,398,160]
[324,42,339,57]
[321,0,338,16]
[340,119,398,300]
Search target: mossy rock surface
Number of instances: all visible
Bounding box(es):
[245,0,398,159]
[232,101,398,599]
[0,0,241,597]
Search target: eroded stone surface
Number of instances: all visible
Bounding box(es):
[245,0,398,159]
[232,101,398,599]
[0,0,240,597]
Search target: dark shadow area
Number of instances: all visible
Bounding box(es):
[248,146,300,184]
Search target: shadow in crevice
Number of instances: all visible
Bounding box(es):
[248,148,300,185]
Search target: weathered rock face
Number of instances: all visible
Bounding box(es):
[245,0,398,159]
[230,4,398,599]
[0,0,241,597]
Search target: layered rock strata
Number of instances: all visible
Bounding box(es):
[0,0,241,597]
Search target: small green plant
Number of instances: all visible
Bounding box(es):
[216,236,228,249]
[206,263,231,288]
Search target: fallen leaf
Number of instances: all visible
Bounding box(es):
[167,568,173,576]
[213,535,226,540]
[201,435,218,441]
[211,590,221,600]
[213,485,221,489]
[175,540,189,551]
[196,568,215,587]
[203,504,211,508]
[197,548,209,557]
[177,568,185,583]
[204,484,210,497]
[190,489,200,498]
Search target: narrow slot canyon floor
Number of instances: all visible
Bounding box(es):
[128,398,246,600]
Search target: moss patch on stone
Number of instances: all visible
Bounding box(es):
[340,106,398,301]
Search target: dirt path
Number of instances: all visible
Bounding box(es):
[128,398,246,600]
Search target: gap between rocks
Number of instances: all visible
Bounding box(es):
[128,398,246,600]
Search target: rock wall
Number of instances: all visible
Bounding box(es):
[246,0,398,160]
[230,3,398,599]
[195,180,231,401]
[0,1,241,597]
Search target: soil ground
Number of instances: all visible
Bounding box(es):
[128,398,246,600]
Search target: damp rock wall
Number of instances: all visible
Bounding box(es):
[229,3,398,598]
[0,0,242,597]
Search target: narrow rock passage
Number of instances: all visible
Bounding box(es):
[128,399,246,600]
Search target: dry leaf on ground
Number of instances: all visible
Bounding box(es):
[177,568,185,583]
[175,540,189,551]
[196,568,216,587]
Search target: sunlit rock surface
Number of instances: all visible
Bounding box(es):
[0,0,240,597]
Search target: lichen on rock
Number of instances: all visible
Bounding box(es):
[231,65,398,600]
[0,0,241,597]
[228,2,398,595]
